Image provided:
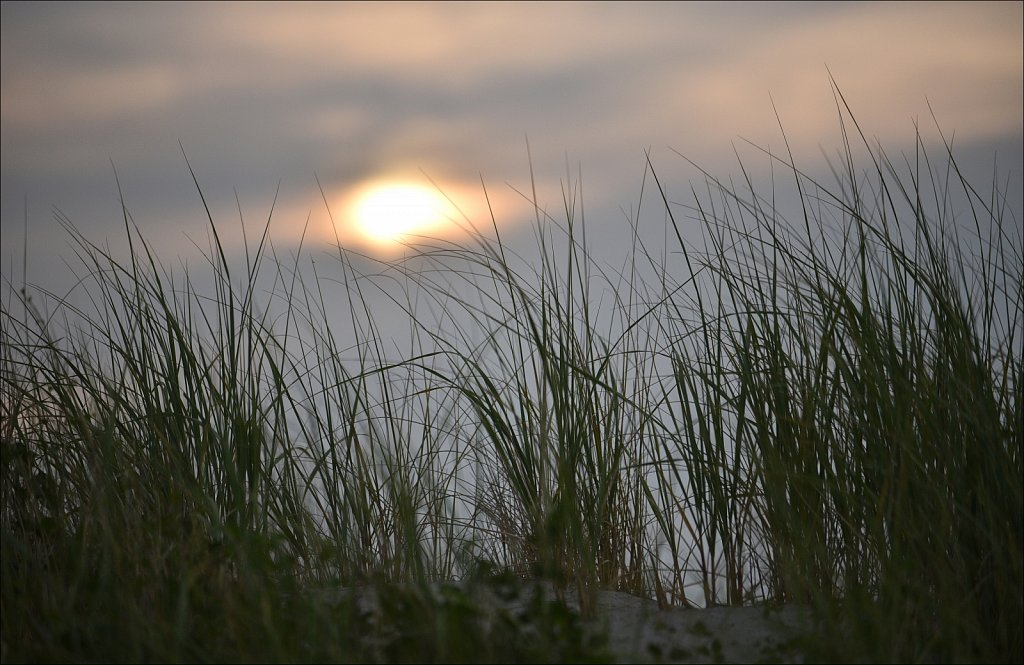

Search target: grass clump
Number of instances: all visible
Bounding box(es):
[2,84,1020,662]
[659,100,1022,659]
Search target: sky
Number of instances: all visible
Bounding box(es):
[1,1,1022,310]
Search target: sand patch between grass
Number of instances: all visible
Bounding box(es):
[318,581,812,663]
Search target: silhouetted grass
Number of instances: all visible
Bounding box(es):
[2,86,1020,662]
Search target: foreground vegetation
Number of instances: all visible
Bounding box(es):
[2,90,1021,662]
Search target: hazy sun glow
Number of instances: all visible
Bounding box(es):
[350,182,459,245]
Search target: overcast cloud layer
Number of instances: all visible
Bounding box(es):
[2,1,1022,294]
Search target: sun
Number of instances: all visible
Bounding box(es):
[350,182,458,245]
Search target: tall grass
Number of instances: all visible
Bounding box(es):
[647,93,1022,660]
[2,89,1020,662]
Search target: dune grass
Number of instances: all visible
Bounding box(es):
[2,90,1021,662]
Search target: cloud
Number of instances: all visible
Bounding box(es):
[654,2,1023,157]
[1,1,1020,282]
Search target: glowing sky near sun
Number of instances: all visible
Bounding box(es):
[349,181,460,246]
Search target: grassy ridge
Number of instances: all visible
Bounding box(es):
[2,92,1021,662]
